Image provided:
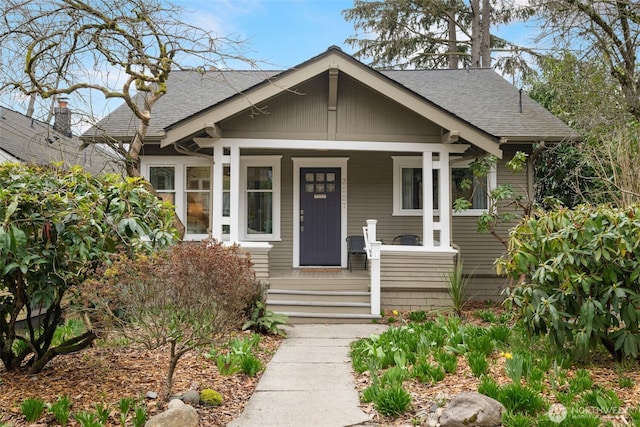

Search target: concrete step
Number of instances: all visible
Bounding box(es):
[268,300,372,315]
[277,312,382,324]
[268,278,369,291]
[267,289,370,303]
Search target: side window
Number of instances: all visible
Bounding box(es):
[149,166,176,204]
[185,166,211,235]
[240,156,281,241]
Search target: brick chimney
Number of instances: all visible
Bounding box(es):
[54,98,72,137]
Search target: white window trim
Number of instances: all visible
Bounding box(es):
[239,155,282,242]
[392,156,496,217]
[141,156,212,241]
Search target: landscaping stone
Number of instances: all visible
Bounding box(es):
[182,390,200,405]
[145,391,158,399]
[438,392,504,427]
[145,399,198,427]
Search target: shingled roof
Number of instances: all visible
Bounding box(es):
[0,106,119,175]
[85,47,576,145]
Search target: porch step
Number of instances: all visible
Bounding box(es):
[268,289,370,303]
[268,299,371,315]
[275,312,382,324]
[268,278,369,291]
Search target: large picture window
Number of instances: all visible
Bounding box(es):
[392,156,494,216]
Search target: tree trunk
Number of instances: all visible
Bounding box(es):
[447,12,459,69]
[480,0,491,67]
[470,0,481,68]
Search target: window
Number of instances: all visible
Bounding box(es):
[149,167,175,204]
[392,156,493,216]
[240,156,281,241]
[144,157,212,239]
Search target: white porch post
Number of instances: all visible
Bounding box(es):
[366,219,381,316]
[211,145,224,240]
[422,151,434,248]
[229,145,241,243]
[439,151,451,249]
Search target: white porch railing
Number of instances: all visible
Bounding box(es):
[363,219,381,316]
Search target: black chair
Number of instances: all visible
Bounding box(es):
[346,235,367,271]
[392,234,421,245]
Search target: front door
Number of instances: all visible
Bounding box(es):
[299,168,341,266]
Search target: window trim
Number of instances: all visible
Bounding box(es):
[392,156,495,217]
[239,156,282,241]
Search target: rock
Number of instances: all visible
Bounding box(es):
[438,392,504,427]
[182,390,200,405]
[145,399,199,427]
[145,391,158,400]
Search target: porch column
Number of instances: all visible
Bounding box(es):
[211,144,224,240]
[229,145,241,243]
[422,151,434,248]
[366,219,381,316]
[439,151,451,249]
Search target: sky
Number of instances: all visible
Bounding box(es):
[180,0,358,69]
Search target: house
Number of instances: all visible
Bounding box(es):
[83,46,575,322]
[0,101,118,175]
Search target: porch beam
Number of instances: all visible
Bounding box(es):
[205,123,222,139]
[218,137,470,154]
[441,131,459,144]
[193,137,217,148]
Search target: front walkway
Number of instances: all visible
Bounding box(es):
[227,323,388,427]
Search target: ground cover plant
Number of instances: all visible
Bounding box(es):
[352,305,640,426]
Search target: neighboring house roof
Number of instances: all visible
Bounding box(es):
[0,106,120,175]
[84,46,577,153]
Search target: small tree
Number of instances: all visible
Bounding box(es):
[0,162,177,373]
[79,240,261,400]
[498,204,640,361]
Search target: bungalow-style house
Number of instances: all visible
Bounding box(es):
[0,102,118,175]
[83,46,575,322]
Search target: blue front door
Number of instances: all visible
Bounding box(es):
[299,168,341,266]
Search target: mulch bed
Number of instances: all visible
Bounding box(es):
[0,333,282,426]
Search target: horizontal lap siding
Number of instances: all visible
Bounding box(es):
[380,252,455,289]
[241,246,271,283]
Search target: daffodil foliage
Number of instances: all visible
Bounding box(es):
[0,162,177,373]
[499,204,640,361]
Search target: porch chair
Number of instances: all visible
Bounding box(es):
[392,234,421,246]
[346,235,368,272]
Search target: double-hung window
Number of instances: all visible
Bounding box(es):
[240,156,281,241]
[392,156,493,216]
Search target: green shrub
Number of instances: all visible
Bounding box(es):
[74,411,104,427]
[500,203,640,361]
[200,389,223,406]
[48,395,71,426]
[504,353,532,384]
[132,404,147,427]
[478,376,500,400]
[568,369,593,394]
[94,403,109,424]
[240,354,264,377]
[466,351,488,378]
[117,397,134,427]
[408,311,427,322]
[243,301,288,336]
[619,375,634,388]
[487,325,511,346]
[498,383,546,415]
[579,386,621,413]
[361,384,380,403]
[467,333,495,357]
[433,349,458,374]
[382,366,408,387]
[474,309,498,324]
[502,411,536,427]
[373,386,412,417]
[411,360,445,383]
[443,260,472,316]
[21,397,45,422]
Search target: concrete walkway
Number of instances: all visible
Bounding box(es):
[227,323,388,427]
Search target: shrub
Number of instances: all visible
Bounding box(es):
[240,354,264,377]
[466,351,489,378]
[0,163,177,373]
[408,311,427,322]
[500,203,640,361]
[443,260,472,316]
[200,389,223,406]
[74,411,104,427]
[498,383,546,415]
[373,386,412,417]
[48,395,71,426]
[502,412,536,427]
[433,349,458,374]
[79,240,259,399]
[21,397,45,422]
[243,301,288,336]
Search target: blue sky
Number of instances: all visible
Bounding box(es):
[182,0,357,69]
